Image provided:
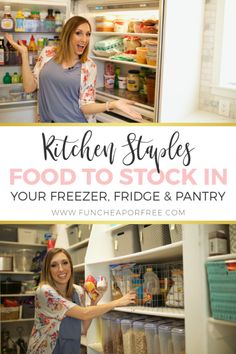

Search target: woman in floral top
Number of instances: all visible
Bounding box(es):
[5,16,142,122]
[27,248,136,354]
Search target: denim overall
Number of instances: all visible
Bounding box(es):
[52,291,81,354]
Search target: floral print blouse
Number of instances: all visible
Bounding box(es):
[26,284,85,354]
[33,46,97,122]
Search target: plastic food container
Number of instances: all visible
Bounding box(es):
[121,318,134,354]
[136,47,147,64]
[171,327,185,354]
[114,19,128,33]
[145,320,172,354]
[101,313,114,354]
[14,249,34,272]
[118,76,127,90]
[146,54,157,66]
[111,317,124,354]
[95,16,114,32]
[159,323,180,354]
[133,320,147,354]
[104,74,115,89]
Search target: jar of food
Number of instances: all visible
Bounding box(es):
[146,74,156,105]
[104,74,115,89]
[118,76,127,90]
[114,19,128,33]
[136,47,147,64]
[123,36,141,54]
[127,70,140,92]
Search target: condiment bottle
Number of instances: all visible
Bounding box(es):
[0,37,6,65]
[3,72,12,84]
[114,66,120,89]
[12,72,20,84]
[55,10,63,33]
[15,10,25,32]
[45,9,55,32]
[0,5,15,32]
[6,41,17,65]
[28,35,37,66]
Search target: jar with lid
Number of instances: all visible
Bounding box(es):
[146,74,156,105]
[127,70,140,92]
[45,9,55,32]
[0,5,15,32]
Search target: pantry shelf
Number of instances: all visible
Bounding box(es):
[67,238,90,251]
[0,293,35,297]
[114,306,185,319]
[86,241,183,265]
[1,318,35,323]
[73,263,85,272]
[0,241,47,248]
[92,31,158,38]
[207,253,236,262]
[90,55,156,69]
[209,318,236,327]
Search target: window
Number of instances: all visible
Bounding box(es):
[213,0,236,97]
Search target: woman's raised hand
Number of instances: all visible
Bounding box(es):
[113,99,143,121]
[4,33,28,55]
[116,291,136,307]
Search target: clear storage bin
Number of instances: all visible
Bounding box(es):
[111,317,124,354]
[145,320,172,354]
[133,320,147,354]
[101,313,114,354]
[121,318,134,354]
[14,249,34,271]
[159,323,183,354]
[171,327,185,354]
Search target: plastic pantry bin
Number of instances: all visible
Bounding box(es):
[159,323,181,354]
[133,320,147,354]
[14,249,34,271]
[101,312,116,354]
[145,320,173,354]
[121,318,134,354]
[171,327,185,354]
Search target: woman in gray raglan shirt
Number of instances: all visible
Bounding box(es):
[5,16,142,123]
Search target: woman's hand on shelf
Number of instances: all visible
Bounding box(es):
[112,99,143,120]
[116,291,136,307]
[4,33,28,56]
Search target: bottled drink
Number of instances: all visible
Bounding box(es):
[0,36,6,65]
[28,35,37,65]
[15,10,25,32]
[0,5,15,32]
[114,66,120,89]
[143,267,160,306]
[12,72,20,84]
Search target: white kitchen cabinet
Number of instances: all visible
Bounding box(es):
[52,223,236,354]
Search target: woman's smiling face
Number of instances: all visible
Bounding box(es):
[71,22,91,56]
[50,252,72,288]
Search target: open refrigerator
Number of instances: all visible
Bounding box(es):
[71,0,162,123]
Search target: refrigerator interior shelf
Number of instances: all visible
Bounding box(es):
[0,83,23,88]
[96,87,155,110]
[114,306,185,319]
[90,55,156,69]
[0,100,37,107]
[92,31,158,38]
[87,0,159,12]
[0,0,68,12]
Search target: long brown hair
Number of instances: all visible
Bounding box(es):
[40,248,74,298]
[54,16,91,64]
